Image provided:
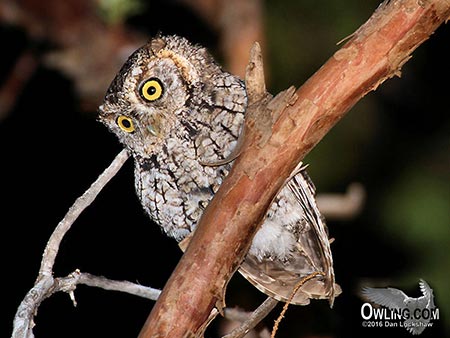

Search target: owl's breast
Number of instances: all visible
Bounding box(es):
[133,133,230,241]
[132,102,241,241]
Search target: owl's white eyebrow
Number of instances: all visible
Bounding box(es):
[132,68,143,76]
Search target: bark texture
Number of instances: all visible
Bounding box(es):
[138,1,450,337]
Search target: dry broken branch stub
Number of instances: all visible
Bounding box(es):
[138,1,450,337]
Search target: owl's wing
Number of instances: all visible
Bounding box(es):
[418,279,434,308]
[361,287,408,309]
[239,169,340,306]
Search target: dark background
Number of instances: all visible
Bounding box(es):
[2,1,449,337]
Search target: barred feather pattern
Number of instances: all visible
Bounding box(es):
[98,35,339,305]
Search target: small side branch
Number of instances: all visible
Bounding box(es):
[222,297,279,338]
[75,271,162,301]
[12,145,276,338]
[12,149,129,338]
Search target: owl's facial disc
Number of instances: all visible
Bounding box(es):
[99,38,197,157]
[111,75,166,138]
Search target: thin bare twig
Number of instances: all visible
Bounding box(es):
[12,146,273,337]
[40,149,130,276]
[72,270,161,301]
[222,297,279,338]
[12,149,129,338]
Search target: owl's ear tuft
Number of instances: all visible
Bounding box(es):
[151,38,167,54]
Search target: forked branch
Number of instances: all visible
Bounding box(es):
[12,149,130,338]
[12,1,450,337]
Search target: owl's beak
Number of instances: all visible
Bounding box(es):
[147,125,158,137]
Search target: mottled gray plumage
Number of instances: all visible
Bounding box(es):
[98,35,339,305]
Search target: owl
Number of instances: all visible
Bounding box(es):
[98,35,339,305]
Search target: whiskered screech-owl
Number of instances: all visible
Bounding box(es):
[98,35,339,305]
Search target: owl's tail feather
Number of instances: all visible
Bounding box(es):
[239,256,341,306]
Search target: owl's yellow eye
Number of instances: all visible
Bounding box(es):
[116,115,135,133]
[140,78,163,102]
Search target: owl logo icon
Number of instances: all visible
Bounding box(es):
[361,279,439,335]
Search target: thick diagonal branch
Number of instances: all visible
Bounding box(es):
[138,1,450,337]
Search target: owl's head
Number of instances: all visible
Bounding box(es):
[98,35,246,158]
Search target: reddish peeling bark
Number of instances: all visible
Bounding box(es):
[138,1,450,337]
